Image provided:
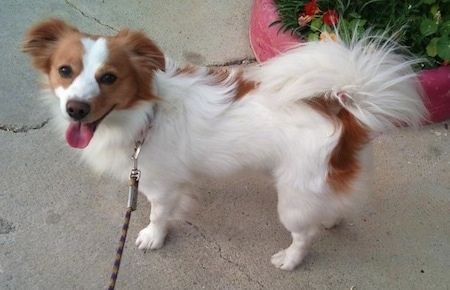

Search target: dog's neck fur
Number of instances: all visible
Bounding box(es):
[78,95,157,180]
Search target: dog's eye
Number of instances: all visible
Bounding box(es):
[99,73,117,85]
[58,65,73,78]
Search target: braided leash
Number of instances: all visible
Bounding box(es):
[107,142,142,290]
[108,207,133,290]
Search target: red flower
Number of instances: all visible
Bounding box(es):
[304,0,319,16]
[323,10,339,26]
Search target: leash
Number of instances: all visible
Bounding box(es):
[106,111,153,289]
[107,139,145,290]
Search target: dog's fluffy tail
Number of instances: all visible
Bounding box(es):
[256,34,428,132]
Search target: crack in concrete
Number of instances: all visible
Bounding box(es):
[186,221,265,289]
[0,118,49,133]
[207,57,257,67]
[62,3,255,68]
[65,0,118,32]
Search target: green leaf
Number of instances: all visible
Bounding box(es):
[350,19,367,28]
[437,36,450,60]
[348,19,366,36]
[310,18,323,32]
[307,32,319,42]
[339,18,348,31]
[358,19,367,27]
[420,19,438,36]
[422,0,436,4]
[440,20,450,36]
[348,12,361,19]
[426,38,439,57]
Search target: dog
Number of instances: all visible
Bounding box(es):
[23,19,426,271]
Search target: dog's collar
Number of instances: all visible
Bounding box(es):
[132,103,157,160]
[134,122,151,151]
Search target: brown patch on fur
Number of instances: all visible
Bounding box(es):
[176,66,231,83]
[307,97,370,193]
[48,33,84,89]
[208,68,258,101]
[328,109,369,193]
[207,67,231,83]
[22,19,79,73]
[176,65,258,101]
[113,29,165,72]
[109,29,165,109]
[89,43,140,114]
[176,64,198,75]
[234,73,258,100]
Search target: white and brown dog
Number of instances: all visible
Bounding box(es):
[23,19,426,270]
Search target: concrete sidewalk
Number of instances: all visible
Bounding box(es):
[1,1,449,289]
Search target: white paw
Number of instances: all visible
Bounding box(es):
[322,218,342,229]
[135,224,167,251]
[271,248,306,271]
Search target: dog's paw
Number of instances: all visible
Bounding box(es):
[321,217,342,229]
[271,248,306,271]
[135,224,167,251]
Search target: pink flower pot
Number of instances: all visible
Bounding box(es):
[249,0,450,123]
[249,0,299,63]
[419,66,450,123]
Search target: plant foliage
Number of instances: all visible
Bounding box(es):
[273,0,450,68]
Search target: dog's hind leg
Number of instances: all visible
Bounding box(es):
[271,227,319,271]
[271,178,330,271]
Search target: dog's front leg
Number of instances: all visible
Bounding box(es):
[135,186,178,251]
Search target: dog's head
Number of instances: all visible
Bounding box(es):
[23,19,164,148]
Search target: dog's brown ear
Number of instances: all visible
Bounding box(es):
[115,29,165,72]
[23,18,78,73]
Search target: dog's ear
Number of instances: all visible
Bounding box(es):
[115,29,165,72]
[22,18,78,73]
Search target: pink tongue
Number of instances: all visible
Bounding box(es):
[65,122,94,149]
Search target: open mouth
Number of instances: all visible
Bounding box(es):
[65,105,116,149]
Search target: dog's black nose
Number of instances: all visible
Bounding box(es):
[66,100,91,120]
